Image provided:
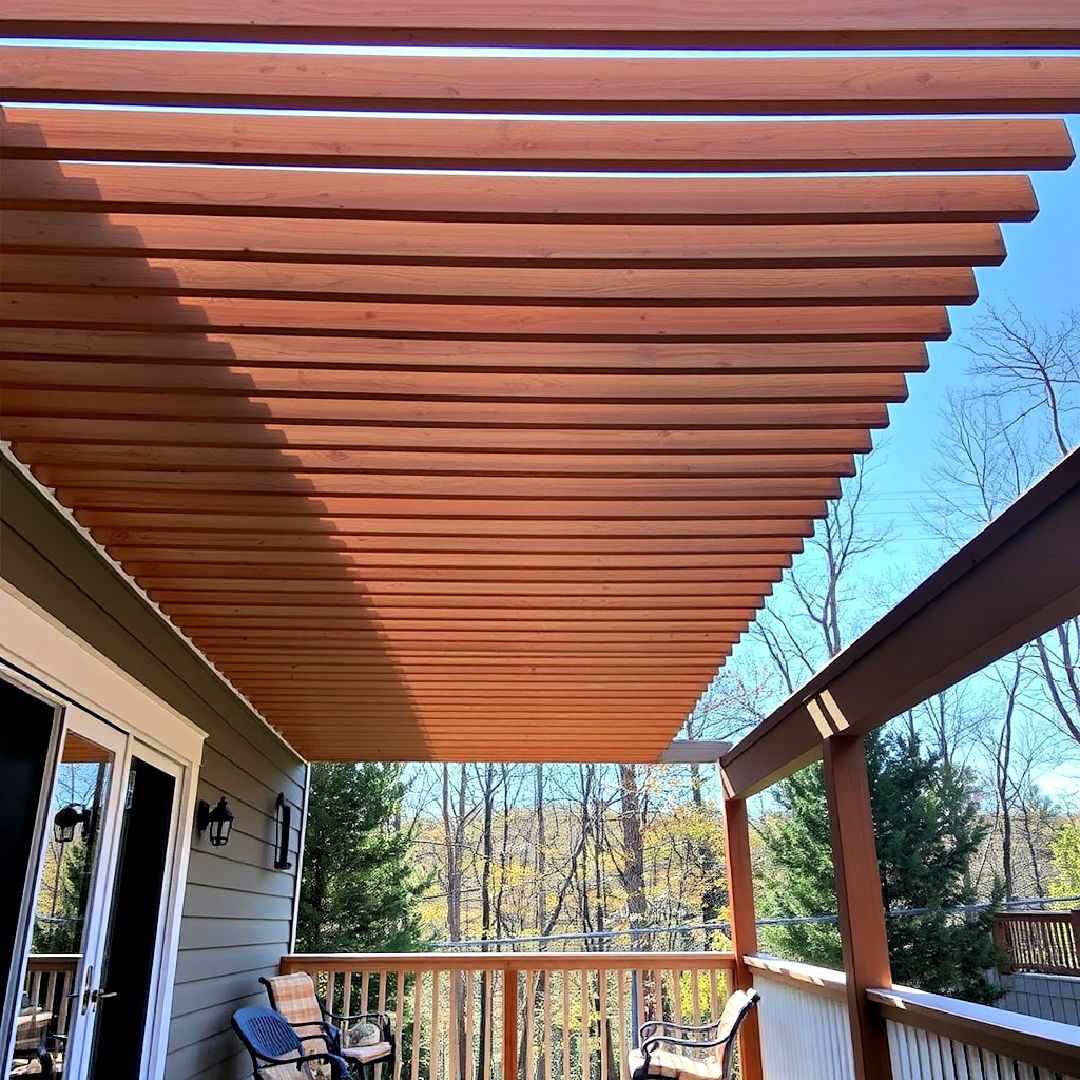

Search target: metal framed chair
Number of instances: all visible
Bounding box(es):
[260,972,395,1079]
[628,987,760,1080]
[232,1005,351,1080]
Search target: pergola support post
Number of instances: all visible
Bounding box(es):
[719,781,763,1080]
[822,732,893,1080]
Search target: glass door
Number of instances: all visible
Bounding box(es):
[7,703,186,1080]
[17,710,127,1080]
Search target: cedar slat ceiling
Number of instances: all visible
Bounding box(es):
[0,11,1076,761]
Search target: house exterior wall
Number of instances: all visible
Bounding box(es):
[998,972,1080,1027]
[0,457,309,1080]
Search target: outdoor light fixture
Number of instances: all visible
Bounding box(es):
[273,792,293,870]
[53,803,92,844]
[195,795,235,847]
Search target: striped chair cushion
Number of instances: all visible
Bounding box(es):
[628,1049,724,1080]
[264,972,324,1028]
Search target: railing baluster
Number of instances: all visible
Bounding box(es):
[504,967,520,1080]
[580,968,591,1080]
[672,968,684,1028]
[449,967,460,1080]
[481,971,492,1080]
[394,970,406,1080]
[562,971,571,1080]
[543,970,553,1080]
[411,969,423,1080]
[432,969,443,1080]
[464,970,476,1080]
[615,967,629,1080]
[524,969,536,1080]
[598,969,609,1080]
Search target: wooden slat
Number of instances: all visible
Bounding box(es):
[0,293,953,340]
[76,516,810,545]
[161,599,762,616]
[33,468,841,499]
[5,50,1079,114]
[53,489,829,517]
[4,110,1072,172]
[3,2,1078,49]
[187,629,741,642]
[0,164,1040,225]
[1,389,894,428]
[9,444,858,481]
[0,417,877,455]
[84,522,807,545]
[144,579,777,597]
[118,563,793,580]
[0,255,980,305]
[0,361,911,404]
[0,329,931,373]
[0,212,1008,267]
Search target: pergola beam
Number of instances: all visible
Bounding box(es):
[4,0,1079,48]
[720,449,1080,798]
[6,51,1079,114]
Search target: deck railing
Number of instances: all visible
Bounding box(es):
[280,952,736,1080]
[746,955,1080,1080]
[19,954,78,1052]
[993,910,1080,977]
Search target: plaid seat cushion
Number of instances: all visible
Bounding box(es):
[264,973,325,1028]
[342,1041,392,1064]
[628,1049,724,1080]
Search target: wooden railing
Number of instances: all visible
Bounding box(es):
[871,986,1080,1080]
[280,952,736,1080]
[746,956,854,1080]
[745,955,1080,1080]
[21,954,79,1048]
[993,910,1080,976]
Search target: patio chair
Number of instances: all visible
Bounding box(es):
[12,991,56,1077]
[260,972,395,1079]
[628,988,760,1080]
[232,1005,351,1080]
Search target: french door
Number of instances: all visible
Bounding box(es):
[3,677,187,1080]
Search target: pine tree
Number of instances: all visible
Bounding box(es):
[760,731,1002,1003]
[297,763,430,953]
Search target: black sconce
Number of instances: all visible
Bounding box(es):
[273,793,293,870]
[53,803,92,844]
[195,795,235,847]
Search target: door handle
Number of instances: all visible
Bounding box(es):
[91,988,118,1004]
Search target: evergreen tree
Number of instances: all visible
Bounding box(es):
[297,763,430,953]
[760,731,1002,1003]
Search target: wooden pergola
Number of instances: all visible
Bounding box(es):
[0,3,1077,768]
[3,6,1080,1079]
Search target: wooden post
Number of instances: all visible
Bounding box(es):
[822,733,893,1080]
[503,966,520,1080]
[719,778,763,1080]
[1070,910,1080,972]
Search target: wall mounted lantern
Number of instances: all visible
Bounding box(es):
[273,792,293,870]
[195,795,235,847]
[53,803,92,844]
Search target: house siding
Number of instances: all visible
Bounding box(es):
[0,458,309,1079]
